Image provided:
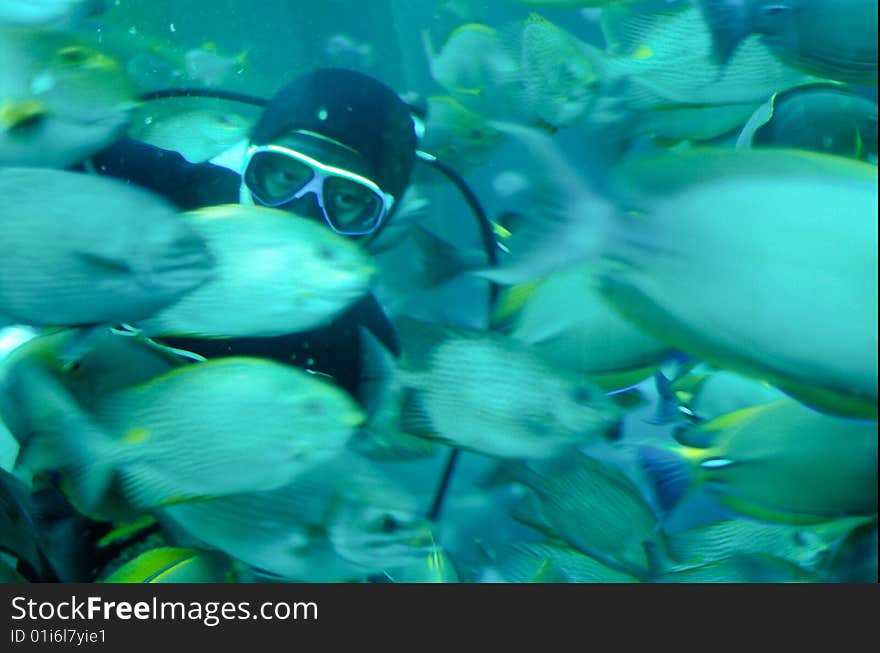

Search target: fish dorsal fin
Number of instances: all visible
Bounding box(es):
[393,316,482,370]
[600,5,687,59]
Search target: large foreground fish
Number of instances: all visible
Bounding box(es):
[480,124,878,418]
[0,168,214,328]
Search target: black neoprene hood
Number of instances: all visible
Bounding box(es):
[250,68,418,200]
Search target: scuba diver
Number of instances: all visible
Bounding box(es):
[87,68,423,403]
[1,69,497,584]
[87,67,497,406]
[86,67,498,523]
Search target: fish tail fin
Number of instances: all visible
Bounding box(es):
[409,225,484,288]
[473,121,617,285]
[11,363,115,512]
[637,445,695,511]
[357,325,399,420]
[694,0,752,64]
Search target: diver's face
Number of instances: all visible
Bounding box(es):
[242,130,393,237]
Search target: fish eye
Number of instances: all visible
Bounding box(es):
[301,398,324,415]
[56,46,92,65]
[570,385,594,404]
[316,245,336,261]
[760,4,791,17]
[378,514,399,534]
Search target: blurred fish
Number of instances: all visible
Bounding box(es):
[323,33,375,69]
[736,83,878,163]
[423,23,519,106]
[135,205,375,339]
[669,367,785,422]
[12,357,363,515]
[479,125,878,418]
[0,328,184,446]
[424,16,601,130]
[419,96,504,172]
[99,546,233,583]
[594,5,819,142]
[361,318,621,461]
[132,110,252,164]
[696,0,878,84]
[503,13,601,128]
[158,452,433,581]
[639,398,878,524]
[0,168,214,329]
[498,262,673,392]
[663,517,869,572]
[0,0,106,27]
[651,553,818,582]
[507,454,662,577]
[183,43,247,87]
[490,540,640,582]
[0,26,136,167]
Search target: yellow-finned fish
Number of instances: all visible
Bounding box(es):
[479,125,878,418]
[0,26,136,167]
[639,398,878,524]
[136,205,375,339]
[10,357,363,516]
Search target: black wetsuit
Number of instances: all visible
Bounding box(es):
[87,138,400,405]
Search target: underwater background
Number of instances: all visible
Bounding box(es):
[0,0,877,584]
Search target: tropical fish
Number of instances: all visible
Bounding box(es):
[663,517,870,572]
[11,357,363,515]
[158,452,433,581]
[668,367,786,422]
[507,454,662,577]
[360,319,621,461]
[423,17,601,130]
[479,124,878,418]
[183,43,247,87]
[696,0,878,84]
[132,109,253,164]
[594,5,820,142]
[651,553,818,582]
[418,96,504,172]
[0,26,136,167]
[490,540,640,582]
[135,205,375,339]
[639,398,878,524]
[736,83,878,163]
[0,168,214,329]
[498,261,673,392]
[0,328,184,447]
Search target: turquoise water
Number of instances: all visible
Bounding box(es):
[0,0,877,583]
